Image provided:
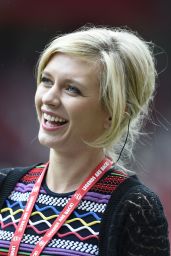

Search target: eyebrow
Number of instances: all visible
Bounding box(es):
[41,71,52,78]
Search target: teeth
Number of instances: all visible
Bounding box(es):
[44,113,66,123]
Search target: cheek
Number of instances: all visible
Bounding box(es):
[69,99,106,127]
[34,90,42,118]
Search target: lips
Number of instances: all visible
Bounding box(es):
[42,111,68,131]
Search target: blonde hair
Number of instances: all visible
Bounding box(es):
[36,26,156,161]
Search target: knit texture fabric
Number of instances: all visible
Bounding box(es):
[99,178,170,256]
[0,164,128,255]
[0,164,170,255]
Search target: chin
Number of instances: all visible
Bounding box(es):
[38,134,50,148]
[38,131,54,147]
[38,132,64,151]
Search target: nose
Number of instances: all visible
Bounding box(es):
[42,86,61,107]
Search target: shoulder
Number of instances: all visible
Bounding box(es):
[120,183,169,255]
[0,163,41,181]
[0,167,19,187]
[102,176,170,256]
[0,163,42,210]
[0,167,12,180]
[119,180,164,213]
[116,181,169,235]
[106,173,168,229]
[104,163,165,216]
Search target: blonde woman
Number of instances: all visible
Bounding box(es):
[0,26,169,256]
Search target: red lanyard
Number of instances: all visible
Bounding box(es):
[8,158,113,256]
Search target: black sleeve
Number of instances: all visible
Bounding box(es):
[117,185,170,256]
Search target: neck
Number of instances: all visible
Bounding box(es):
[46,148,105,193]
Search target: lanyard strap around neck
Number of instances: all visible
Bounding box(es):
[9,158,113,256]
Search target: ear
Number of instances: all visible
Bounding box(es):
[104,116,112,129]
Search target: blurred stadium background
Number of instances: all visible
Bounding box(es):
[0,0,170,245]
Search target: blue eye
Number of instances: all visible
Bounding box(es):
[66,85,81,95]
[40,76,53,86]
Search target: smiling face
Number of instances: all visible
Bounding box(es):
[35,53,110,153]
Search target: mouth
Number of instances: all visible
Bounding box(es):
[42,112,68,130]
